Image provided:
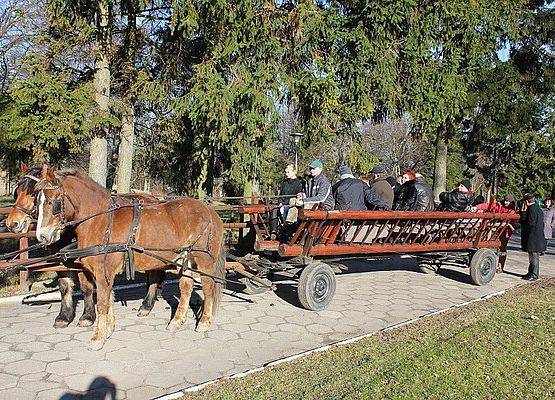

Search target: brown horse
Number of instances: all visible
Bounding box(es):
[34,165,226,349]
[5,164,165,328]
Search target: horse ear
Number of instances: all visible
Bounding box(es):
[46,167,57,183]
[20,162,29,174]
[40,164,56,183]
[40,164,48,179]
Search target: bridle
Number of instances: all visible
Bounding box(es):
[12,174,41,218]
[34,176,73,230]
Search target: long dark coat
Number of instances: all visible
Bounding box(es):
[521,203,547,253]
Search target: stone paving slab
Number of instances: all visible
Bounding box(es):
[0,239,553,400]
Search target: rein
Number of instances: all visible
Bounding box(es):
[0,242,237,288]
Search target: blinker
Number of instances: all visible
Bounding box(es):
[51,199,62,216]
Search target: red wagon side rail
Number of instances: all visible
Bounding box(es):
[278,210,520,257]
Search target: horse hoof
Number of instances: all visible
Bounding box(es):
[107,323,115,338]
[89,339,106,351]
[53,319,70,329]
[137,307,152,317]
[77,318,94,328]
[166,321,182,332]
[195,321,211,332]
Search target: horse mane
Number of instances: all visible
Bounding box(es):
[56,168,110,195]
[55,168,81,178]
[15,165,42,197]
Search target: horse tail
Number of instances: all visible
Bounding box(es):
[212,242,226,314]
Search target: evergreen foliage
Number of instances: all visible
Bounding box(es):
[0,0,552,198]
[0,59,97,162]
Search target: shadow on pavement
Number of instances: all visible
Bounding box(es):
[270,254,476,309]
[59,376,116,400]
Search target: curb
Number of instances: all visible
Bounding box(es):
[154,285,522,400]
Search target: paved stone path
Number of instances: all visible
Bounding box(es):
[0,238,553,400]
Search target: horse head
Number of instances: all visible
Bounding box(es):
[35,164,71,244]
[6,163,42,233]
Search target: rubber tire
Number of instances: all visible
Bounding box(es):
[240,277,269,295]
[469,248,498,286]
[418,258,440,274]
[298,263,336,311]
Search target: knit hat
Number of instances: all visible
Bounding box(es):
[460,179,472,191]
[371,165,385,174]
[309,160,323,169]
[337,165,352,176]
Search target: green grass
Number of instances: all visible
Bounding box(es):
[184,280,555,400]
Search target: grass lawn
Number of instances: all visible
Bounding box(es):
[184,279,555,400]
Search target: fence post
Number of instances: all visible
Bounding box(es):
[19,236,30,293]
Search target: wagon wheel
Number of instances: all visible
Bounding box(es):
[239,277,270,295]
[418,257,440,274]
[469,248,498,286]
[298,262,336,311]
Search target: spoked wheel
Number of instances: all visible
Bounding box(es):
[239,277,270,295]
[418,257,440,274]
[469,248,498,286]
[297,262,336,311]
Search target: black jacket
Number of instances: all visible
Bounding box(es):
[333,177,390,211]
[393,178,434,211]
[438,190,474,211]
[521,203,547,253]
[279,178,303,204]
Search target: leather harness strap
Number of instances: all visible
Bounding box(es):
[124,203,142,280]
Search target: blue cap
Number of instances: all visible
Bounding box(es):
[309,160,323,169]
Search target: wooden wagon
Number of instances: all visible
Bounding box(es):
[231,205,520,310]
[1,202,519,312]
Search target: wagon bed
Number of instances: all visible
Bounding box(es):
[233,205,519,310]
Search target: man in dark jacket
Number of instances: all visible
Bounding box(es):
[279,164,303,203]
[393,170,434,211]
[333,166,389,210]
[521,193,546,281]
[296,160,335,210]
[270,164,304,236]
[370,165,394,209]
[439,179,474,211]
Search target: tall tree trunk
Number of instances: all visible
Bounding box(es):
[116,104,134,193]
[89,0,111,187]
[194,155,209,199]
[433,127,448,200]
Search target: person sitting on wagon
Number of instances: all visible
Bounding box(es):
[332,166,389,210]
[472,194,517,214]
[294,160,334,210]
[269,164,303,237]
[438,179,475,211]
[393,169,434,211]
[370,165,394,209]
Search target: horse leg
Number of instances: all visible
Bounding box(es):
[77,270,96,327]
[53,271,75,328]
[106,290,115,338]
[196,275,216,332]
[196,247,225,332]
[90,275,114,351]
[137,270,165,317]
[167,270,194,331]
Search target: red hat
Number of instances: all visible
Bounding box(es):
[404,169,416,180]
